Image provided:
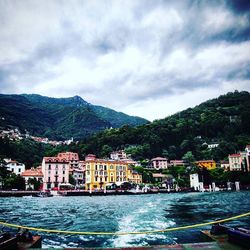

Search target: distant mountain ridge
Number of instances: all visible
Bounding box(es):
[0,94,148,140]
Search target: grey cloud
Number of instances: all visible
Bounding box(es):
[0,0,249,119]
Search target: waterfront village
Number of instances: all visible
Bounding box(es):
[1,144,250,195]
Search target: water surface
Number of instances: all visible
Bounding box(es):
[0,191,249,248]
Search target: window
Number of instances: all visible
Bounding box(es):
[55,165,58,170]
[62,177,65,183]
[18,168,21,172]
[104,165,107,170]
[95,177,98,182]
[63,171,65,175]
[95,165,98,170]
[48,177,51,182]
[110,165,114,170]
[48,164,51,170]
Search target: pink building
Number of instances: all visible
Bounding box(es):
[151,157,168,169]
[42,157,70,190]
[246,145,250,172]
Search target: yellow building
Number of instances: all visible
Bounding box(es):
[127,168,143,184]
[84,154,143,190]
[195,160,216,170]
[85,154,129,190]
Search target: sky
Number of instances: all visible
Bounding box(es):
[0,0,250,121]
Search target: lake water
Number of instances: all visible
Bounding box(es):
[0,191,249,248]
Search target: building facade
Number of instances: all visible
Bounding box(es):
[42,157,70,190]
[245,145,250,172]
[57,152,79,172]
[110,150,129,160]
[228,154,242,171]
[220,161,230,171]
[150,157,168,169]
[84,154,130,190]
[127,168,142,184]
[5,159,25,175]
[195,160,216,170]
[21,167,43,190]
[190,173,200,191]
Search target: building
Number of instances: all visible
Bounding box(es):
[245,145,250,172]
[170,160,185,167]
[220,160,230,171]
[127,168,142,184]
[57,152,79,172]
[73,169,85,187]
[195,160,216,170]
[42,157,70,190]
[110,150,129,160]
[150,157,168,169]
[190,173,200,191]
[207,143,219,149]
[153,173,170,183]
[5,159,25,175]
[21,167,43,190]
[84,154,130,190]
[72,160,85,187]
[228,154,242,171]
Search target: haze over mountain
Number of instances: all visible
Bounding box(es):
[0,94,148,140]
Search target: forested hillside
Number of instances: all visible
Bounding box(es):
[76,91,250,161]
[0,94,148,140]
[0,91,249,167]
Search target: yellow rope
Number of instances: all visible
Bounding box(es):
[0,212,249,235]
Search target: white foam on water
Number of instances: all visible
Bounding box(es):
[110,203,176,248]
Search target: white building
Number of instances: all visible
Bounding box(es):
[42,157,70,190]
[150,157,168,169]
[5,160,25,175]
[220,161,230,171]
[21,167,43,190]
[245,145,250,172]
[110,150,129,160]
[190,174,200,191]
[207,143,219,149]
[228,154,242,171]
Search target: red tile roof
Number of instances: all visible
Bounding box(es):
[21,168,43,177]
[43,157,69,163]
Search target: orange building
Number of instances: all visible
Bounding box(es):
[195,160,216,170]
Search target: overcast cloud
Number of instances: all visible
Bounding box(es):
[0,0,250,120]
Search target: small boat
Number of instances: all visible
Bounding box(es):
[228,227,250,248]
[0,232,18,249]
[0,229,42,249]
[210,223,230,235]
[33,192,53,198]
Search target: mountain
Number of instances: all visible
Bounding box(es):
[0,94,148,140]
[78,91,250,160]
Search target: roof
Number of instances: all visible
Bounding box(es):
[85,159,128,165]
[151,157,168,161]
[21,168,43,177]
[43,157,69,163]
[195,160,216,163]
[220,160,229,164]
[152,173,169,178]
[229,154,241,157]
